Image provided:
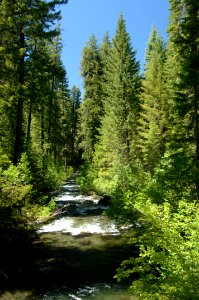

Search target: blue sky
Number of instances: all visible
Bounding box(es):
[60,0,170,91]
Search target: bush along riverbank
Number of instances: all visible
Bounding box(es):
[0,152,73,287]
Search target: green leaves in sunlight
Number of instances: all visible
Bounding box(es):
[1,153,32,206]
[116,200,199,299]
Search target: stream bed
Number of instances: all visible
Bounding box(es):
[0,176,138,300]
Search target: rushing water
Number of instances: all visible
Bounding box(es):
[0,176,138,300]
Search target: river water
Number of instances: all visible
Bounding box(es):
[0,176,138,300]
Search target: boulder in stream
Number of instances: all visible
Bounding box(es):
[83,200,94,207]
[49,203,77,220]
[98,195,112,206]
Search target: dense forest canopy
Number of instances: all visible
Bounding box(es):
[0,0,199,299]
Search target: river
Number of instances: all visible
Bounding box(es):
[0,176,138,300]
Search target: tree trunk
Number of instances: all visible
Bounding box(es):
[48,77,55,143]
[194,77,199,199]
[13,29,25,165]
[41,103,45,152]
[26,100,32,150]
[192,2,199,199]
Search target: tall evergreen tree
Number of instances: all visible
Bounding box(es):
[59,84,81,167]
[100,32,112,106]
[79,35,103,161]
[138,26,167,174]
[100,32,112,68]
[164,0,199,199]
[93,15,141,192]
[69,85,81,166]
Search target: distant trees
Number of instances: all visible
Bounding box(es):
[68,85,81,166]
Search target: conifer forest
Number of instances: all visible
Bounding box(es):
[0,0,199,299]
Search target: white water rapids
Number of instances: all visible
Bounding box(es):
[39,216,119,235]
[39,179,120,236]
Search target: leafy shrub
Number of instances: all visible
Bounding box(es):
[0,153,33,207]
[149,149,196,205]
[116,200,199,299]
[77,162,97,194]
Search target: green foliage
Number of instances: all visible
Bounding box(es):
[24,198,57,223]
[127,147,196,209]
[44,159,73,191]
[3,153,32,186]
[116,200,199,299]
[0,149,10,169]
[0,151,72,245]
[76,163,97,195]
[0,153,32,207]
[0,154,34,247]
[152,148,196,203]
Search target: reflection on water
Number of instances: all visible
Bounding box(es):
[40,284,138,300]
[67,284,138,300]
[0,284,138,300]
[39,231,127,251]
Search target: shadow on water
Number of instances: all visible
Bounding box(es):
[0,233,137,299]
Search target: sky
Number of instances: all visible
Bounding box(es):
[60,0,170,92]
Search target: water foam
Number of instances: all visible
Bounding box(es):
[39,216,119,236]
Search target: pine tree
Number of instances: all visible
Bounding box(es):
[100,32,112,107]
[165,0,199,199]
[100,32,112,68]
[93,15,141,192]
[79,35,103,161]
[138,26,167,174]
[69,86,81,166]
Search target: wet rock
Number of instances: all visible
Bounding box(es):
[56,200,80,207]
[56,204,77,216]
[50,190,59,197]
[0,270,8,281]
[83,200,94,207]
[49,204,77,220]
[85,207,104,215]
[65,204,77,214]
[98,195,112,206]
